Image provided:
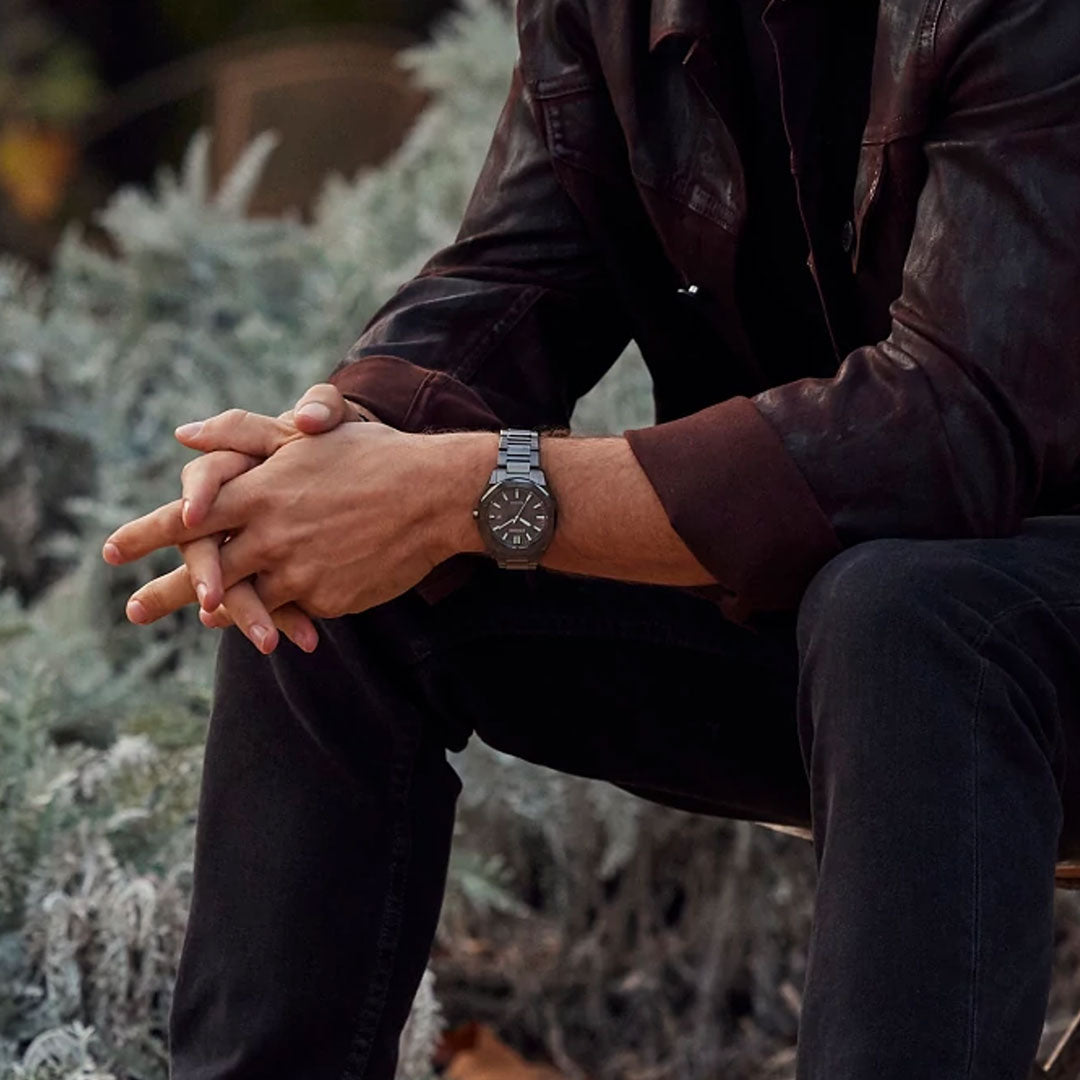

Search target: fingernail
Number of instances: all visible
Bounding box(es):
[296,402,330,423]
[300,631,318,653]
[102,542,121,563]
[195,581,208,607]
[250,624,271,651]
[126,598,147,623]
[181,498,191,527]
[175,421,203,439]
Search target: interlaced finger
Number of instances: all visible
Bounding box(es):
[127,542,316,653]
[203,577,279,654]
[180,533,228,611]
[173,407,300,458]
[126,527,260,624]
[180,448,259,530]
[104,478,251,566]
[200,597,319,653]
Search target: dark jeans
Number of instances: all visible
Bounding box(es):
[168,517,1080,1080]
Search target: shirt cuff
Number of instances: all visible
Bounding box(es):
[624,396,841,622]
[328,353,501,433]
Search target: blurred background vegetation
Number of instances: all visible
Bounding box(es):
[0,0,448,264]
[3,2,1080,1079]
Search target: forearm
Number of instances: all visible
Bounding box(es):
[436,430,716,586]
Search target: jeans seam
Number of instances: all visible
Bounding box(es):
[970,597,1080,777]
[965,653,987,1077]
[960,596,1080,1074]
[338,717,421,1080]
[969,598,1080,653]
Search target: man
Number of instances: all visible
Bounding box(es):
[102,0,1080,1076]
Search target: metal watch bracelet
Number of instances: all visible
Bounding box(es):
[488,428,550,569]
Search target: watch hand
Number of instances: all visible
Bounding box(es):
[492,494,535,536]
[502,494,532,530]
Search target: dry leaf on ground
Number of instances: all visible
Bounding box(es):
[439,1022,569,1080]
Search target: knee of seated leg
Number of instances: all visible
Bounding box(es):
[796,537,971,650]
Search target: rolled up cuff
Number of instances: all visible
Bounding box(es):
[328,353,502,433]
[624,396,841,623]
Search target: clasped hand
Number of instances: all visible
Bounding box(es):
[102,385,452,655]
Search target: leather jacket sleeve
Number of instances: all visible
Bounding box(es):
[327,64,630,435]
[625,0,1080,621]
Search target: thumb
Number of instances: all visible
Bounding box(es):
[289,383,357,434]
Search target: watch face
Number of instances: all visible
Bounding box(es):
[480,482,553,552]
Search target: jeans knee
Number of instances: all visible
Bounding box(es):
[795,536,1068,793]
[796,537,996,663]
[794,538,994,765]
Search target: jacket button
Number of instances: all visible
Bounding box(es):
[840,218,855,253]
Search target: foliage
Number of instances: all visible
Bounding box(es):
[0,2,652,1074]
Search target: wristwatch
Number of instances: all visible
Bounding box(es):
[473,428,557,569]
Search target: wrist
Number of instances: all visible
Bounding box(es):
[422,430,498,560]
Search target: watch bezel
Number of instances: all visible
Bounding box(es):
[474,477,557,559]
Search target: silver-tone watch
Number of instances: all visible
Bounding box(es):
[473,428,557,569]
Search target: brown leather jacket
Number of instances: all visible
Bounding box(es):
[329,0,1080,623]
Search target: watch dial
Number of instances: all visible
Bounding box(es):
[484,485,551,550]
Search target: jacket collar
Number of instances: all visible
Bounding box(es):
[649,0,710,50]
[650,0,787,51]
